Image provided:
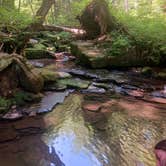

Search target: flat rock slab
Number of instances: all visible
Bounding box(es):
[71,41,150,68]
[71,41,108,68]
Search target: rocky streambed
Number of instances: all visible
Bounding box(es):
[0,52,165,166]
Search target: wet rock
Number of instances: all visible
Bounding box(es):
[92,82,113,90]
[71,41,108,68]
[44,82,67,91]
[97,74,129,84]
[58,72,72,79]
[82,103,102,112]
[57,78,90,89]
[67,69,85,77]
[125,90,144,98]
[29,61,44,68]
[3,110,23,120]
[67,68,99,79]
[115,86,144,98]
[23,91,71,114]
[152,90,166,99]
[83,85,106,93]
[39,68,71,83]
[121,84,139,90]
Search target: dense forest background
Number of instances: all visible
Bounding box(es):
[0,0,165,57]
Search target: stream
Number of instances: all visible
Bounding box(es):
[0,53,165,166]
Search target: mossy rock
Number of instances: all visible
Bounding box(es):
[39,68,71,83]
[57,78,90,89]
[71,41,155,68]
[44,82,67,91]
[13,91,43,106]
[0,54,44,96]
[25,48,55,59]
[71,41,108,68]
[0,53,13,72]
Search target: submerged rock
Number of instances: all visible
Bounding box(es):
[71,41,108,68]
[24,91,72,114]
[82,103,102,112]
[83,85,106,93]
[92,82,113,90]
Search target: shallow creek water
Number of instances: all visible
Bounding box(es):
[0,55,165,166]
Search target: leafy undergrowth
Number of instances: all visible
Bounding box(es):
[0,91,42,114]
[110,8,166,64]
[0,7,33,33]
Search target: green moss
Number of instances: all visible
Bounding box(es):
[0,97,11,114]
[12,91,43,106]
[25,48,54,59]
[57,78,90,89]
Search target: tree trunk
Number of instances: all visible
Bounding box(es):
[35,0,54,25]
[25,0,54,31]
[124,0,129,12]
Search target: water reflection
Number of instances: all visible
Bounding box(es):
[0,94,165,166]
[41,94,166,166]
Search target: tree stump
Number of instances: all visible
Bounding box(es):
[77,0,117,39]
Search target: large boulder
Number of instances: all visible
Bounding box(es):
[0,53,44,97]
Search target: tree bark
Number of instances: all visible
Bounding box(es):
[35,0,54,25]
[25,0,54,31]
[124,0,129,12]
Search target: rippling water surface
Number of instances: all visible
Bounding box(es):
[0,57,165,166]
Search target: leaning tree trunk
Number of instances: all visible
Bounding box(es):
[77,0,118,39]
[26,0,54,31]
[35,0,54,25]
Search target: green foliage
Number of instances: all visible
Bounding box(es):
[0,97,11,113]
[111,6,166,63]
[0,7,33,32]
[109,33,131,56]
[13,91,32,106]
[101,32,132,56]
